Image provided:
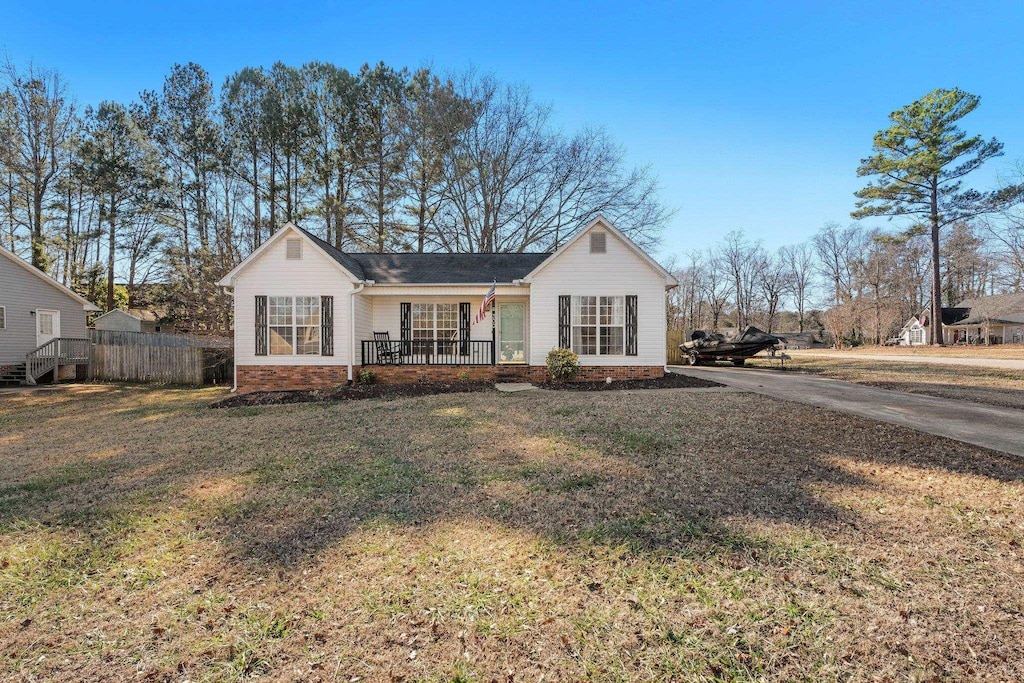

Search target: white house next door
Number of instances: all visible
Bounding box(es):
[36,309,60,347]
[497,303,525,363]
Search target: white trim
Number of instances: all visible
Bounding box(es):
[36,308,60,346]
[522,215,678,288]
[266,295,322,356]
[0,245,100,311]
[216,223,361,287]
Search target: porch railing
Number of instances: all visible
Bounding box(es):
[25,337,91,385]
[361,339,494,366]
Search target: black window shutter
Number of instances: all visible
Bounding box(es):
[459,302,471,355]
[558,295,571,349]
[625,295,638,356]
[321,295,334,356]
[400,302,412,354]
[255,295,267,356]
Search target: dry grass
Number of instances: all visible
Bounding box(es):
[798,344,1024,359]
[1,384,1023,681]
[753,356,1024,410]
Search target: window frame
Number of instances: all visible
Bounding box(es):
[411,302,459,353]
[0,305,5,331]
[571,295,625,356]
[267,295,321,356]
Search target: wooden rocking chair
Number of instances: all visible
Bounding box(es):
[373,331,404,365]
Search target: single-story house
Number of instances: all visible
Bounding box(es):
[0,244,99,384]
[217,216,679,393]
[92,307,164,333]
[898,316,928,346]
[939,294,1024,344]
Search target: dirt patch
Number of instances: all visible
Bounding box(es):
[539,372,722,391]
[211,380,494,407]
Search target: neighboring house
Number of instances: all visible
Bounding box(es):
[92,307,164,333]
[937,293,1024,344]
[898,317,927,346]
[217,216,678,393]
[0,244,99,384]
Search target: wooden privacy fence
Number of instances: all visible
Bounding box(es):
[666,329,688,365]
[87,330,233,386]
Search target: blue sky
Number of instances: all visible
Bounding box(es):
[3,1,1023,261]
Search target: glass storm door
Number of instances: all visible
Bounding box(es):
[498,303,525,363]
[36,309,60,348]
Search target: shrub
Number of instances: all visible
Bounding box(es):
[546,348,580,382]
[357,369,376,385]
[457,370,471,383]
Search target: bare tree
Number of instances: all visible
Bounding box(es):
[780,241,815,332]
[436,72,669,253]
[0,58,77,271]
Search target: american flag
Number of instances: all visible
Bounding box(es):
[474,282,496,324]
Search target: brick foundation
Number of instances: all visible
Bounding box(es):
[236,364,664,392]
[237,365,350,393]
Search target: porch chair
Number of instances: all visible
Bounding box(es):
[373,331,404,365]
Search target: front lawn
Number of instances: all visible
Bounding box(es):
[1,385,1022,681]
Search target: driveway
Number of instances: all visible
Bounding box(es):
[669,365,1024,458]
[789,350,1024,371]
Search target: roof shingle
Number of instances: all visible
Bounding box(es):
[297,226,550,284]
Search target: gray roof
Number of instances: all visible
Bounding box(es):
[298,226,550,284]
[952,292,1024,326]
[350,252,551,284]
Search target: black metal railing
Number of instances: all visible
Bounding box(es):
[361,339,494,366]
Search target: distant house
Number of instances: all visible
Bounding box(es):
[0,244,99,384]
[898,316,927,346]
[940,294,1024,344]
[216,216,678,393]
[912,293,1024,345]
[92,308,164,333]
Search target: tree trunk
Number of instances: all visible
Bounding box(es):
[929,181,944,345]
[106,197,116,312]
[252,150,261,249]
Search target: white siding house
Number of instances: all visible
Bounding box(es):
[217,216,678,392]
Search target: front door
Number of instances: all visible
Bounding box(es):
[497,303,525,363]
[36,309,60,348]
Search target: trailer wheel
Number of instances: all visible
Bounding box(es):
[731,359,746,367]
[687,352,701,366]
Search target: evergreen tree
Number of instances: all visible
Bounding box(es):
[852,88,1024,344]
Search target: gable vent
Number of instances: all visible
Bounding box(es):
[590,232,607,254]
[285,238,303,260]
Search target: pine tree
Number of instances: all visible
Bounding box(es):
[852,88,1024,344]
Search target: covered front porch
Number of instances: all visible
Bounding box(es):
[358,291,529,367]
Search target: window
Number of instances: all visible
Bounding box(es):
[910,328,923,345]
[572,296,624,355]
[285,238,302,259]
[268,296,320,355]
[38,312,54,336]
[412,303,458,353]
[590,232,606,253]
[0,306,5,330]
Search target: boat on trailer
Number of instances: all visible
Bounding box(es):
[680,326,785,366]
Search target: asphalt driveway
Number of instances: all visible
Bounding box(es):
[669,364,1024,458]
[788,350,1024,371]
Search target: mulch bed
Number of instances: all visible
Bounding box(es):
[213,373,724,408]
[539,373,723,391]
[211,380,494,408]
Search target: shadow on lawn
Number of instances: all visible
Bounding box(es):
[2,384,1024,571]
